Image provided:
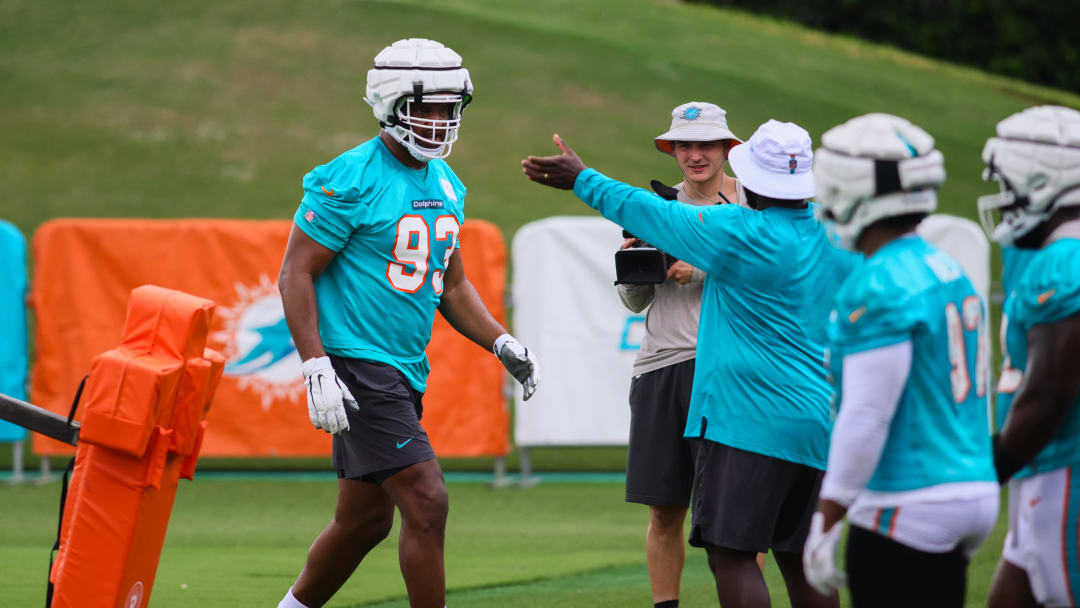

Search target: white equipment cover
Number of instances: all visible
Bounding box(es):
[511,216,639,446]
[917,214,991,304]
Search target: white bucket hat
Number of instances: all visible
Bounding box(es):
[654,102,742,156]
[727,119,816,200]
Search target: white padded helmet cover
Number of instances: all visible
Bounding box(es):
[814,113,944,249]
[364,39,473,160]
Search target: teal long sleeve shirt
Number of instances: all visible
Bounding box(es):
[574,168,859,469]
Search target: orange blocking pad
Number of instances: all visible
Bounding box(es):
[30,219,509,458]
[49,285,224,608]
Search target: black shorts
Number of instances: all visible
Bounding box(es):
[329,356,435,484]
[625,358,696,507]
[847,524,968,607]
[688,440,824,553]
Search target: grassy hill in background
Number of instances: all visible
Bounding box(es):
[3,0,1078,243]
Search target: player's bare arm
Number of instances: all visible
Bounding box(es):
[522,133,586,190]
[996,311,1080,479]
[437,248,504,351]
[278,223,336,362]
[278,223,358,435]
[438,248,542,400]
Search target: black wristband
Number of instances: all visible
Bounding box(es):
[992,434,1026,484]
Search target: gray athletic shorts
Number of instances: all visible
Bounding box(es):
[329,356,435,484]
[688,440,824,553]
[625,358,697,507]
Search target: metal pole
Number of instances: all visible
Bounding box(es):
[9,440,24,484]
[0,393,79,446]
[490,457,511,489]
[518,446,540,488]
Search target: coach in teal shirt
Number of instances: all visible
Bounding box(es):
[525,127,857,470]
[524,121,858,606]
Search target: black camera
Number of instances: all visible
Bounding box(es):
[614,180,680,285]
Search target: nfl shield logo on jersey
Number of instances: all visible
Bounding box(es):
[440,178,458,202]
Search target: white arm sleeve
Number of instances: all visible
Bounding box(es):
[616,283,655,313]
[819,340,913,507]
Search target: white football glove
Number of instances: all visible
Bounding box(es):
[301,356,359,435]
[803,511,847,596]
[493,334,540,401]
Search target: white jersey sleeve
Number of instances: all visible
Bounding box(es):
[820,340,912,506]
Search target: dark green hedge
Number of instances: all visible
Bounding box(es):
[688,0,1080,93]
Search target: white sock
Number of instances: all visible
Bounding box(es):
[277,587,309,608]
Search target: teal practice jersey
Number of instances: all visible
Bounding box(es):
[294,136,466,392]
[997,237,1080,478]
[1001,245,1038,298]
[828,236,995,492]
[574,169,860,469]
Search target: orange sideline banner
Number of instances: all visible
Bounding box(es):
[30,219,508,458]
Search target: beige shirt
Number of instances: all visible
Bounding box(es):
[616,181,745,375]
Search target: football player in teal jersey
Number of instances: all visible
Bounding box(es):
[275,39,539,608]
[803,114,998,607]
[524,120,857,608]
[979,105,1080,608]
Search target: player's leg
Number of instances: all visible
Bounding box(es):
[990,469,1078,608]
[770,462,837,608]
[381,458,449,608]
[703,545,769,606]
[773,550,837,608]
[690,440,796,607]
[323,357,444,606]
[647,504,688,604]
[988,560,1038,608]
[846,524,967,608]
[288,478,396,608]
[625,359,696,606]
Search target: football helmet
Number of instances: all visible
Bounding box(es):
[365,38,473,161]
[814,113,945,250]
[978,105,1080,246]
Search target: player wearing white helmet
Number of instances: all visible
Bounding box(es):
[364,39,472,161]
[276,39,539,608]
[981,106,1080,608]
[803,113,998,607]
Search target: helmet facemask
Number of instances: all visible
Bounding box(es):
[386,90,471,162]
[976,161,1044,247]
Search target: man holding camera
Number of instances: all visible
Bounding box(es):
[616,102,742,608]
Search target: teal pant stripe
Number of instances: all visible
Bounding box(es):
[877,507,896,536]
[1065,467,1079,605]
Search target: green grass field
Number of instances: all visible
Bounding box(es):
[2,476,1008,607]
[2,0,1074,605]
